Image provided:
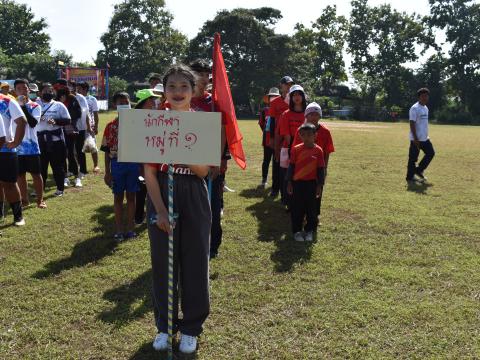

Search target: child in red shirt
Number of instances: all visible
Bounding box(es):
[287,123,325,242]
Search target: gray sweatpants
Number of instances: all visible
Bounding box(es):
[147,171,211,336]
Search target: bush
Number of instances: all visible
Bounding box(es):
[435,107,479,125]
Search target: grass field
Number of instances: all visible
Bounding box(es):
[1,113,479,359]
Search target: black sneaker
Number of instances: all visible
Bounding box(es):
[415,170,427,182]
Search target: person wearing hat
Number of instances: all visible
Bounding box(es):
[269,76,294,198]
[28,83,40,102]
[133,89,163,225]
[292,102,335,225]
[1,82,15,100]
[286,122,326,242]
[278,84,307,211]
[148,73,162,89]
[258,87,280,188]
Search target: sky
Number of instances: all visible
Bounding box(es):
[27,0,438,67]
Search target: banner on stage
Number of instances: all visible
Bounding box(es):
[118,109,221,166]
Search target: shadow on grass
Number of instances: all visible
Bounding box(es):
[407,181,434,195]
[32,204,118,279]
[129,341,198,360]
[240,188,313,273]
[98,269,152,327]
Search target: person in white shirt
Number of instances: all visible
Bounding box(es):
[76,82,100,173]
[13,79,46,208]
[37,83,71,197]
[406,88,435,182]
[0,92,27,226]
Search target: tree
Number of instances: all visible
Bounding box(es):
[429,0,480,116]
[347,0,435,109]
[187,8,293,112]
[0,0,50,56]
[96,0,188,82]
[108,76,129,105]
[291,6,348,96]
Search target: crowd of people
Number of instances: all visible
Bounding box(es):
[0,59,435,355]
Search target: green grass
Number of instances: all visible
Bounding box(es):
[1,113,479,359]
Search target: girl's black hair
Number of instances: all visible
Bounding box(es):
[289,90,307,112]
[55,87,71,100]
[162,64,196,90]
[39,82,52,92]
[112,91,130,104]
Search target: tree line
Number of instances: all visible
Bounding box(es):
[1,0,479,123]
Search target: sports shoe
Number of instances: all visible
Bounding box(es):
[152,332,169,351]
[179,334,197,354]
[124,231,137,239]
[415,171,427,182]
[30,191,37,198]
[114,233,124,242]
[79,172,86,180]
[54,190,64,197]
[14,218,26,226]
[305,231,314,242]
[294,232,305,242]
[64,178,70,187]
[74,178,82,187]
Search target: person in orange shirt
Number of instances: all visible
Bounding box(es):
[291,102,335,222]
[258,87,280,188]
[278,84,307,210]
[287,123,325,242]
[269,76,294,197]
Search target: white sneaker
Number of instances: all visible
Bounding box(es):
[305,231,314,242]
[14,218,26,226]
[223,185,235,192]
[64,178,70,187]
[152,332,169,351]
[79,172,86,180]
[54,190,64,197]
[75,178,82,187]
[294,232,305,242]
[179,334,197,354]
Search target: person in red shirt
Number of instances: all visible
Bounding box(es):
[291,102,335,222]
[287,123,325,242]
[258,87,280,188]
[189,58,229,259]
[278,84,307,210]
[269,76,294,197]
[101,91,140,242]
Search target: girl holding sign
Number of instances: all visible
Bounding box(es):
[144,64,211,355]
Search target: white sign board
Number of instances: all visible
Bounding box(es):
[118,109,221,166]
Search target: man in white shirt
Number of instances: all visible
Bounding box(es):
[0,92,27,226]
[406,88,435,182]
[76,82,100,173]
[14,79,46,208]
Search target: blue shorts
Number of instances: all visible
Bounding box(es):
[111,158,140,194]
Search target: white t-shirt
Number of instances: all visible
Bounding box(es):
[16,101,42,156]
[86,94,99,122]
[409,102,429,142]
[0,95,26,153]
[0,113,5,138]
[75,93,90,131]
[36,100,71,142]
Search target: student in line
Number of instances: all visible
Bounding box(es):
[278,84,308,211]
[292,102,335,223]
[101,92,139,242]
[287,123,326,242]
[145,64,211,355]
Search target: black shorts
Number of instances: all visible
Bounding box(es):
[0,152,19,183]
[18,155,41,175]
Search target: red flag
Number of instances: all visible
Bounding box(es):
[212,32,246,170]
